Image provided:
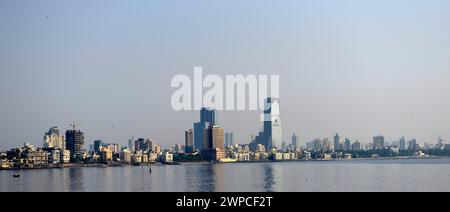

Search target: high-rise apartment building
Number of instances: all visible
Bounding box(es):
[43,127,65,150]
[194,108,217,151]
[399,136,406,150]
[334,134,342,151]
[262,98,283,150]
[292,133,299,150]
[65,128,85,161]
[373,136,385,150]
[185,129,194,153]
[201,125,225,161]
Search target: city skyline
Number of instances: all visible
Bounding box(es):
[1,0,450,150]
[4,104,445,166]
[0,106,446,151]
[0,99,447,151]
[2,96,450,193]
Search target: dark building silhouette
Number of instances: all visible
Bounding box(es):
[185,129,194,153]
[194,108,217,151]
[94,140,103,153]
[65,129,85,161]
[200,107,217,125]
[201,124,225,161]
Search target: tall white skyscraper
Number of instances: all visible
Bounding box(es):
[263,97,283,150]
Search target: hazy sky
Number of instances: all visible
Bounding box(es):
[1,0,450,150]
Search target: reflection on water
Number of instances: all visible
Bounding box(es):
[199,164,216,192]
[213,164,225,192]
[263,164,276,192]
[184,164,225,192]
[68,168,84,192]
[2,159,450,192]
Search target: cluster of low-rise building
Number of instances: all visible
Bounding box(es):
[0,143,71,169]
[0,126,179,170]
[0,126,88,169]
[85,137,176,164]
[222,145,301,162]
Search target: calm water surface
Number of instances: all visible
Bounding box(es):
[2,158,450,192]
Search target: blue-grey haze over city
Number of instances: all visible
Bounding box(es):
[1,0,450,150]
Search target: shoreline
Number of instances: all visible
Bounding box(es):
[2,156,449,171]
[211,155,450,165]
